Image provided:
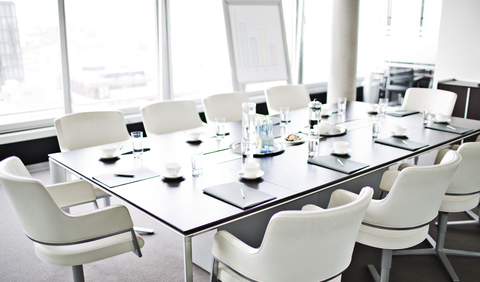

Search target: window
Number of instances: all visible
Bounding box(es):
[65,0,160,114]
[169,0,232,100]
[0,0,63,132]
[300,0,332,85]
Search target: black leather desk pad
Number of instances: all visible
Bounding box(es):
[375,137,428,151]
[307,155,369,174]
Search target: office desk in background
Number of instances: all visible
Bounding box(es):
[48,102,480,282]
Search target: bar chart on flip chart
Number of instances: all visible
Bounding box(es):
[226,3,289,84]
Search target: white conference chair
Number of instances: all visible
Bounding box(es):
[54,110,154,234]
[0,156,144,282]
[210,187,374,282]
[342,151,461,282]
[202,92,249,123]
[401,88,457,116]
[380,142,480,281]
[140,100,205,136]
[264,84,311,115]
[54,110,131,207]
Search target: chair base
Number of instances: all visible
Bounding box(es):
[134,226,154,234]
[367,249,392,282]
[393,212,480,282]
[72,265,85,282]
[445,209,479,227]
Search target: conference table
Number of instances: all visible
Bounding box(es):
[48,101,480,282]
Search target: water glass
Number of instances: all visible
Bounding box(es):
[338,97,347,113]
[308,138,318,158]
[279,106,289,125]
[379,98,388,115]
[423,109,431,125]
[215,117,225,139]
[372,121,380,138]
[191,151,203,176]
[131,131,143,158]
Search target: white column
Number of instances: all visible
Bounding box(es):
[327,0,360,104]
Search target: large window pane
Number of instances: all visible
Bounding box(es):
[0,0,63,132]
[301,0,332,84]
[170,0,232,100]
[65,0,159,113]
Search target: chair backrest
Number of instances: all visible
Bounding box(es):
[140,100,205,136]
[264,85,311,115]
[243,187,373,282]
[54,111,131,152]
[369,151,461,229]
[202,92,249,123]
[445,142,480,195]
[0,156,71,244]
[401,88,457,116]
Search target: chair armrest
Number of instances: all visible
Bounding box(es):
[327,189,360,209]
[398,163,416,171]
[50,204,134,244]
[434,148,453,165]
[379,170,401,192]
[46,179,97,209]
[212,230,258,275]
[301,204,324,211]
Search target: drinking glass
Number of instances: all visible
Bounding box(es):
[279,106,289,125]
[337,97,347,113]
[423,109,431,125]
[379,98,389,115]
[372,121,380,138]
[131,131,143,158]
[308,138,318,158]
[191,151,203,176]
[215,117,225,139]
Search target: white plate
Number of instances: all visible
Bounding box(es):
[282,134,305,144]
[329,148,352,155]
[391,131,410,137]
[238,170,265,179]
[433,118,451,124]
[162,172,184,179]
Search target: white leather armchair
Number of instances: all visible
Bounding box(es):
[54,110,154,234]
[202,92,249,123]
[140,100,206,136]
[210,186,374,282]
[380,142,480,281]
[401,88,457,116]
[0,156,144,282]
[264,84,311,115]
[344,151,461,282]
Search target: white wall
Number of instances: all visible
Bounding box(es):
[433,0,480,86]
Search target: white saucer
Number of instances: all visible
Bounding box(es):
[391,131,410,137]
[321,112,332,117]
[367,111,378,114]
[186,138,202,142]
[162,172,184,179]
[433,118,451,124]
[329,148,352,155]
[238,170,265,179]
[99,154,119,160]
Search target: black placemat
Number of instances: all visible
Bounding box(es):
[375,137,428,151]
[307,155,369,174]
[203,182,276,209]
[425,123,473,134]
[387,109,419,117]
[93,166,160,188]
